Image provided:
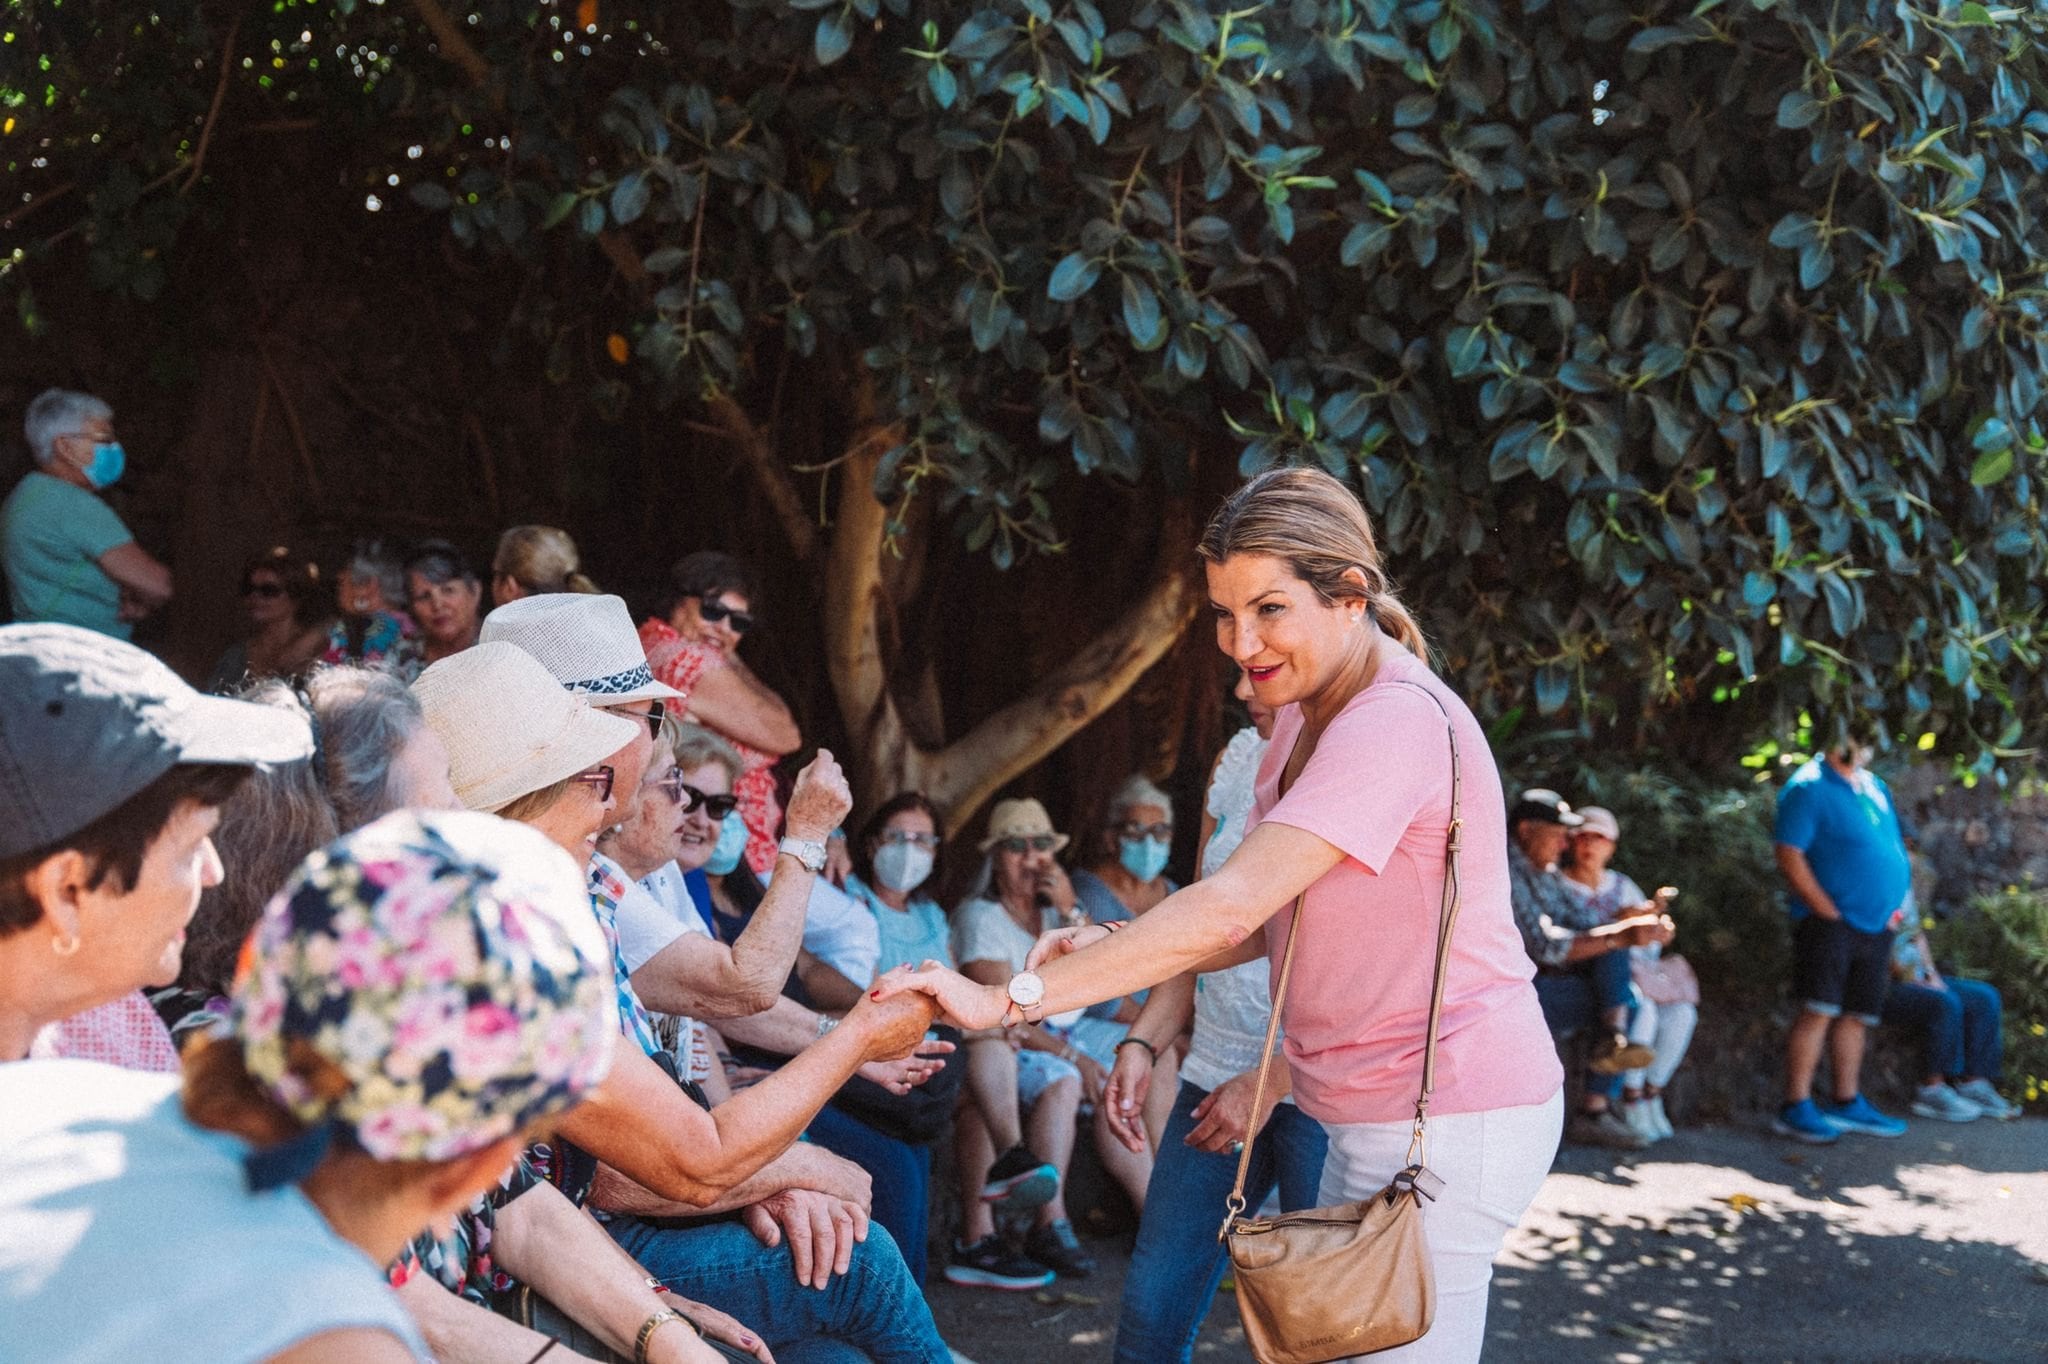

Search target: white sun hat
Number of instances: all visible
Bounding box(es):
[480,593,685,706]
[412,640,639,813]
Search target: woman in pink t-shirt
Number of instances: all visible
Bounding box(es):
[879,467,1563,1362]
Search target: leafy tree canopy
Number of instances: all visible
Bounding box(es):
[7,0,2046,775]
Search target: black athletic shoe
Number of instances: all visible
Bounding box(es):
[942,1236,1056,1291]
[980,1145,1059,1210]
[1024,1218,1097,1279]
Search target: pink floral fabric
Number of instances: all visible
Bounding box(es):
[639,618,784,874]
[30,992,180,1073]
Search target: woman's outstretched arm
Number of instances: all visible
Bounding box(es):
[875,819,1343,1029]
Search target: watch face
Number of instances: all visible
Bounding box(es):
[1009,971,1045,1007]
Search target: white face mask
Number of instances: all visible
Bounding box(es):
[873,841,935,894]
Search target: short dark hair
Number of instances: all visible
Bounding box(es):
[663,551,759,619]
[0,763,253,937]
[853,792,946,885]
[405,539,481,591]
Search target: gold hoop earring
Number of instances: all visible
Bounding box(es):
[51,933,81,958]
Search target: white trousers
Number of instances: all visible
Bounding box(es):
[1625,998,1699,1091]
[1317,1089,1563,1363]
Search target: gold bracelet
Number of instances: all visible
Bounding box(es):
[635,1309,688,1364]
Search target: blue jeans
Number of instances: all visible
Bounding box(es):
[805,1103,934,1287]
[1533,949,1638,1101]
[607,1217,948,1364]
[1882,976,2004,1082]
[1113,1080,1329,1364]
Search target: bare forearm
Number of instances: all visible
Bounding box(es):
[559,1028,872,1205]
[590,1144,811,1218]
[717,994,832,1058]
[397,1274,599,1364]
[1125,971,1197,1053]
[492,1189,685,1362]
[1776,847,1841,920]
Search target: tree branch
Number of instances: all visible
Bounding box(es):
[181,16,240,195]
[922,513,1200,828]
[702,394,817,563]
[408,0,496,95]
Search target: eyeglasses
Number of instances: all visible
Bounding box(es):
[879,830,941,851]
[242,582,287,600]
[997,835,1058,855]
[678,783,740,820]
[695,598,756,635]
[1116,821,1173,843]
[571,765,616,802]
[606,699,666,741]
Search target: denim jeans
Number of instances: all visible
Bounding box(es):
[805,1102,934,1286]
[606,1216,948,1364]
[1113,1080,1330,1364]
[1532,949,1638,1102]
[1882,976,2004,1081]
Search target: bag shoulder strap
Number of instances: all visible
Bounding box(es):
[1222,678,1463,1230]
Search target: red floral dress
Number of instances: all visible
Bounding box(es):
[639,618,784,875]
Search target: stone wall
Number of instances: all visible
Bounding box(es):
[1889,762,2048,918]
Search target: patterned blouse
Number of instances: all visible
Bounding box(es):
[639,618,784,875]
[322,609,424,681]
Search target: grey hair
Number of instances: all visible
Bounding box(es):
[1106,774,1174,825]
[302,663,427,831]
[667,722,743,785]
[344,539,407,610]
[24,388,112,466]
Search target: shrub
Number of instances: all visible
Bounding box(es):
[1932,887,2048,1112]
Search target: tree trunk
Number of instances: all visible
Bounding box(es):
[824,427,1201,831]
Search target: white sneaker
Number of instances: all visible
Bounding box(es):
[1954,1078,2022,1121]
[1623,1099,1663,1144]
[1648,1093,1676,1140]
[1910,1082,1983,1123]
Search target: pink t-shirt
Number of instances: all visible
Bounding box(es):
[1251,648,1562,1126]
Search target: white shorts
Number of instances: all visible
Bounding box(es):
[1016,1047,1082,1105]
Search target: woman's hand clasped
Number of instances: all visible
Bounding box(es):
[1185,1068,1283,1155]
[869,961,1008,1031]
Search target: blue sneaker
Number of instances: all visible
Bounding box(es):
[1818,1093,1907,1138]
[1771,1099,1841,1144]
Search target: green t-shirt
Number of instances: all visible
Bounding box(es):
[0,470,134,639]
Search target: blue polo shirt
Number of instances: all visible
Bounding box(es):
[1772,758,1911,933]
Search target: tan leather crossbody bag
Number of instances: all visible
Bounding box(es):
[1220,681,1464,1363]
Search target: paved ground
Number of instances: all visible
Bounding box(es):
[929,1117,2046,1363]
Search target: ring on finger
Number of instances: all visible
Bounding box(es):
[1229,1140,1245,1154]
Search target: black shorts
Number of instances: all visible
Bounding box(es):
[1791,915,1890,1024]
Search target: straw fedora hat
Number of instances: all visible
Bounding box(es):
[977,797,1070,854]
[480,593,684,706]
[412,641,638,813]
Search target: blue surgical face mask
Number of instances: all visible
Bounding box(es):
[75,440,126,490]
[706,810,749,875]
[1119,834,1170,883]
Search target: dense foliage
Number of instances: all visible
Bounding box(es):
[1937,886,2048,1112]
[6,0,2046,767]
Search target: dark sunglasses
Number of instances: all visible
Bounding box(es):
[678,783,740,820]
[570,765,616,802]
[1116,820,1173,842]
[997,835,1058,855]
[695,597,756,635]
[242,581,287,600]
[606,699,666,741]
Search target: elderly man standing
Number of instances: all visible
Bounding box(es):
[1508,788,1671,1149]
[1771,719,1912,1144]
[2,389,171,637]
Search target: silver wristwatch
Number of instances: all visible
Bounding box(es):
[779,835,828,874]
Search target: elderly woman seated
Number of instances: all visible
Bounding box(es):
[412,640,952,1363]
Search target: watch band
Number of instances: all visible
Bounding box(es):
[778,836,828,873]
[635,1309,686,1364]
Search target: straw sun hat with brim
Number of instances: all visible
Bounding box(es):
[978,797,1070,854]
[479,592,684,707]
[412,640,638,814]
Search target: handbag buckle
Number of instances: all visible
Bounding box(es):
[1217,1192,1248,1243]
[1389,1164,1443,1205]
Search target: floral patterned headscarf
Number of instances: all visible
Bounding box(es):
[230,809,617,1188]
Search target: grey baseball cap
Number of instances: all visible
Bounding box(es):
[0,624,314,859]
